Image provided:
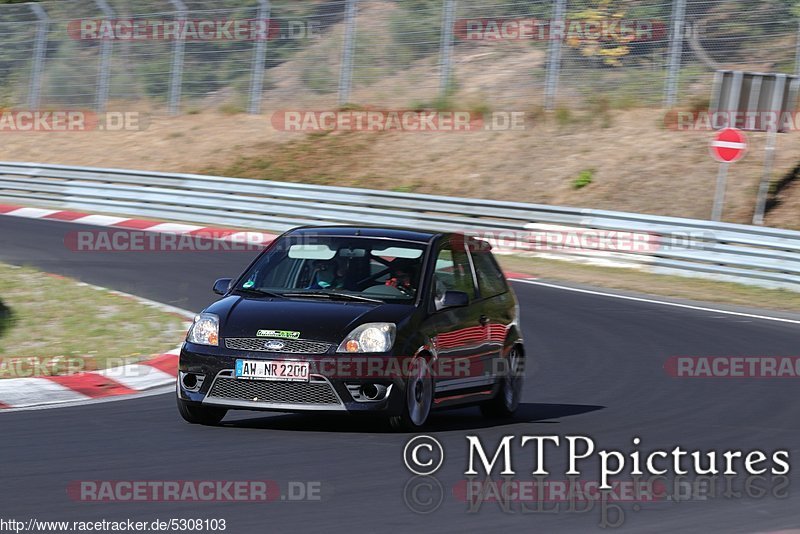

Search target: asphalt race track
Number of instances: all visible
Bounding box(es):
[2,216,800,533]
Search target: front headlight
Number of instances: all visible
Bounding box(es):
[337,323,396,353]
[187,313,219,346]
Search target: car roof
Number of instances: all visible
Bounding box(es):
[285,226,442,243]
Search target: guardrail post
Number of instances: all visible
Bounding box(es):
[663,0,687,108]
[438,0,457,98]
[168,0,187,115]
[27,4,49,110]
[338,0,358,106]
[544,0,566,110]
[248,0,271,115]
[94,0,114,113]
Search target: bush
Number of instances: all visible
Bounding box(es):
[0,298,12,338]
[573,169,594,189]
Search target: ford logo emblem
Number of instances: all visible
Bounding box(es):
[264,340,285,351]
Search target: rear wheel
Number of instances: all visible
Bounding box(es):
[481,345,523,419]
[389,356,433,431]
[177,397,227,425]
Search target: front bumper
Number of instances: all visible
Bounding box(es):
[178,343,407,415]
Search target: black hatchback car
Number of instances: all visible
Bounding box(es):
[177,226,524,429]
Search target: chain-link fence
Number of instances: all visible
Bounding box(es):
[0,0,798,114]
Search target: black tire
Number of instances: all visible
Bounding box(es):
[177,397,227,425]
[481,345,524,419]
[389,356,433,431]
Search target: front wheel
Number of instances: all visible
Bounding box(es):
[481,345,524,419]
[389,356,433,431]
[177,397,227,425]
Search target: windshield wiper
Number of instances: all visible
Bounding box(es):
[233,287,285,299]
[282,290,383,304]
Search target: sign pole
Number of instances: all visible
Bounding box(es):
[709,128,747,221]
[711,162,729,221]
[752,73,785,225]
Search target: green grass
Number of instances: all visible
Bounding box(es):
[0,263,187,378]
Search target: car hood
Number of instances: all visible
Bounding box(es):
[205,295,415,343]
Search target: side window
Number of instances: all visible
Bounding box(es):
[433,242,476,304]
[471,249,508,298]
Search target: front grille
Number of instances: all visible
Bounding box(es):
[225,338,333,354]
[207,376,341,405]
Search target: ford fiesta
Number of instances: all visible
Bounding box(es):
[177,226,525,430]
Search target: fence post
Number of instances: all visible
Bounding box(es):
[95,0,114,113]
[663,0,687,108]
[438,0,457,98]
[248,0,271,115]
[338,0,358,106]
[795,19,800,76]
[168,0,187,115]
[544,0,566,111]
[28,3,49,110]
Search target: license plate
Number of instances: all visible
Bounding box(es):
[235,359,309,382]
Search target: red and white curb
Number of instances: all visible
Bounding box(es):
[0,204,277,246]
[0,202,538,410]
[0,348,183,410]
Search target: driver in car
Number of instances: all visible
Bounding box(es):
[308,258,345,289]
[384,259,417,296]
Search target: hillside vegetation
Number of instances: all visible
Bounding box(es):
[0,0,798,227]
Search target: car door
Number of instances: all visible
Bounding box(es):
[423,237,494,399]
[468,239,516,385]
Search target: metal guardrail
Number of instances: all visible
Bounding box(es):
[1,161,799,292]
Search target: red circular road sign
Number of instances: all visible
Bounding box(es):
[710,128,747,163]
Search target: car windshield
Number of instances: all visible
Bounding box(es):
[234,235,427,304]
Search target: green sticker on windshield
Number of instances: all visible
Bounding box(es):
[243,280,255,288]
[256,329,301,339]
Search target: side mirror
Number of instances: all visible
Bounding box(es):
[438,290,469,310]
[213,278,233,296]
